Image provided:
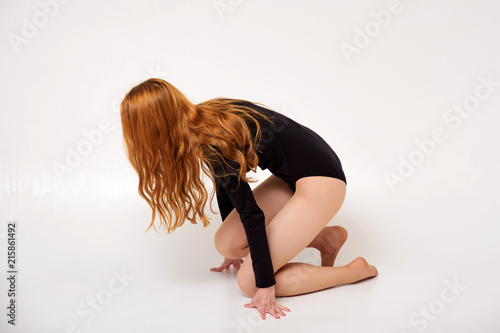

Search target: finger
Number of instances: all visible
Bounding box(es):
[278,305,291,312]
[244,302,254,308]
[275,307,286,316]
[259,308,266,320]
[270,308,279,319]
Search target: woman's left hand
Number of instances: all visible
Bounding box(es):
[243,285,291,319]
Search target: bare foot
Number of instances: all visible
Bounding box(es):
[346,257,378,283]
[312,226,348,267]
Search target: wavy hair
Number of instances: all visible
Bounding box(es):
[120,78,274,233]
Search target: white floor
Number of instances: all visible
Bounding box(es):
[1,183,499,333]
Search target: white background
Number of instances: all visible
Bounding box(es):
[1,0,499,332]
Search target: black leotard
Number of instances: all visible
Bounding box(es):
[211,99,346,288]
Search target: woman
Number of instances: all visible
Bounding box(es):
[120,78,378,320]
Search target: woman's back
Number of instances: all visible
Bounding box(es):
[222,99,346,192]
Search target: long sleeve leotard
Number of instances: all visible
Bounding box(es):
[211,99,346,289]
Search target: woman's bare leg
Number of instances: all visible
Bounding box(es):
[215,174,348,265]
[235,176,378,298]
[306,225,348,266]
[245,256,377,297]
[239,225,348,267]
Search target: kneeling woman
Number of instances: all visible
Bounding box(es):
[119,78,378,320]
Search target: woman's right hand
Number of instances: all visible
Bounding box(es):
[210,257,244,272]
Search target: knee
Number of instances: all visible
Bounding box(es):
[214,229,245,259]
[214,230,230,257]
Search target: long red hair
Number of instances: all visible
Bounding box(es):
[120,78,274,233]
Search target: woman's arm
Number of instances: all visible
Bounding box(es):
[215,180,234,222]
